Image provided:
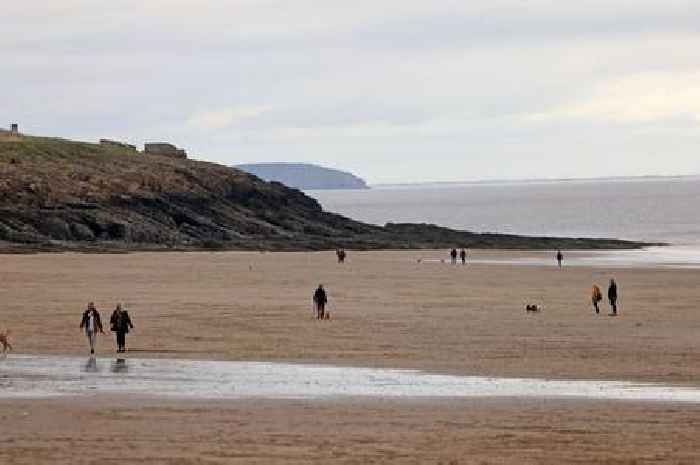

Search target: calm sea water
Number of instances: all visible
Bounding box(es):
[309,177,700,245]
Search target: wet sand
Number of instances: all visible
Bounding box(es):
[1,250,700,463]
[2,397,700,464]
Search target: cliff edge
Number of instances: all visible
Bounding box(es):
[0,136,649,252]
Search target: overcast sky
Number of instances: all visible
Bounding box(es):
[4,0,700,183]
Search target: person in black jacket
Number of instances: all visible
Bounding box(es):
[79,302,104,355]
[110,303,134,353]
[313,285,328,320]
[608,279,619,316]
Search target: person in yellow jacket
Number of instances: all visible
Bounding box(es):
[591,284,603,314]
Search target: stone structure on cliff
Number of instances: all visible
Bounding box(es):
[144,142,187,159]
[0,123,22,141]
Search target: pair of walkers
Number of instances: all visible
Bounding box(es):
[591,279,619,315]
[450,248,468,265]
[79,302,133,354]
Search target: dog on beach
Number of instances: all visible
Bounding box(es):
[0,330,12,355]
[525,304,541,313]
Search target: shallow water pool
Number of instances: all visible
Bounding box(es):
[1,355,699,402]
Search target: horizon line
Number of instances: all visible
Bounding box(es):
[370,173,700,188]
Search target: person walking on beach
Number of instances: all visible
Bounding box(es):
[110,303,134,353]
[80,302,104,355]
[460,248,467,265]
[608,279,618,316]
[591,284,603,314]
[313,284,328,320]
[556,250,564,268]
[450,248,458,265]
[336,249,346,264]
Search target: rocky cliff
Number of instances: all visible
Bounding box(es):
[0,136,649,252]
[237,163,369,190]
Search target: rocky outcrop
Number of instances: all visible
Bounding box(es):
[0,136,651,252]
[236,163,369,190]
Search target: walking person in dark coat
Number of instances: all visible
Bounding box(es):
[337,249,346,264]
[556,250,563,268]
[450,248,458,265]
[313,284,328,320]
[79,302,104,355]
[110,303,134,353]
[460,248,467,265]
[608,279,619,316]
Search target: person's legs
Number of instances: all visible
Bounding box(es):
[319,303,325,320]
[612,299,617,315]
[593,299,599,314]
[116,331,125,352]
[86,330,96,354]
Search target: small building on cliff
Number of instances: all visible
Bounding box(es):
[0,123,22,141]
[144,142,187,159]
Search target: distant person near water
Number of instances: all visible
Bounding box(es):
[460,248,467,265]
[591,284,603,314]
[313,284,328,320]
[110,303,134,353]
[336,249,346,264]
[0,329,12,356]
[450,248,458,265]
[608,279,619,316]
[556,250,563,267]
[79,302,104,355]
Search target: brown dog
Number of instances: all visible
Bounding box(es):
[0,330,12,355]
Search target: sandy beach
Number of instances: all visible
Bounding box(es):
[1,250,700,463]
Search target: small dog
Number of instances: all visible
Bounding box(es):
[0,330,12,355]
[525,304,541,313]
[324,311,331,320]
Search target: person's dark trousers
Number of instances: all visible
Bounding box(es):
[610,300,617,315]
[318,304,325,319]
[593,301,599,314]
[116,331,126,351]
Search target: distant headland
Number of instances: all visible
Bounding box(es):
[0,126,654,252]
[236,163,369,190]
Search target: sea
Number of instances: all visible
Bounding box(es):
[308,176,700,268]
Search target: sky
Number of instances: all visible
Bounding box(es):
[3,0,700,184]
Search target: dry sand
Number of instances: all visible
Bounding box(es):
[1,250,699,463]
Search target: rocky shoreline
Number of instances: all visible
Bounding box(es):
[0,136,654,253]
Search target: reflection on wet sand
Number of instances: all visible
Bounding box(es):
[2,354,700,403]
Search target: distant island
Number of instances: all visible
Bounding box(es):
[236,163,369,190]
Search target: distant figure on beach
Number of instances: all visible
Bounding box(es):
[556,250,563,267]
[336,249,346,264]
[110,303,134,353]
[608,279,618,315]
[80,302,104,355]
[450,248,458,265]
[591,284,603,314]
[460,248,467,265]
[0,329,12,356]
[313,284,328,320]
